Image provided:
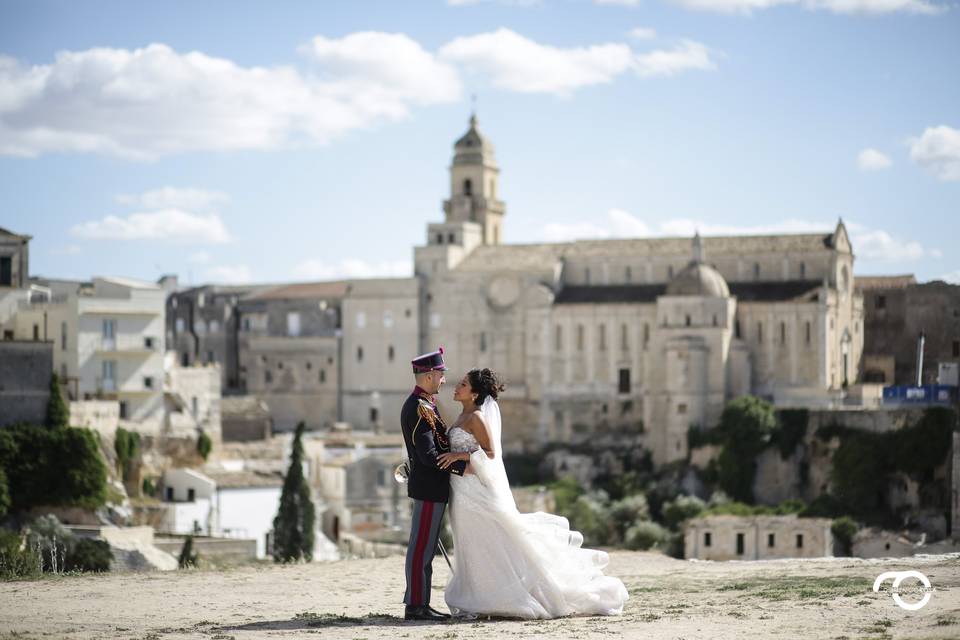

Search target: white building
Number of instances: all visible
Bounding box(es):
[160,468,216,535]
[14,276,166,430]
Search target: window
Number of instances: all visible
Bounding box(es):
[625,266,632,282]
[585,267,591,284]
[577,325,584,351]
[736,533,745,555]
[685,315,691,327]
[165,487,173,501]
[448,233,455,244]
[60,363,67,381]
[33,324,39,340]
[306,361,312,370]
[265,370,272,384]
[144,337,155,350]
[436,233,443,245]
[383,310,394,328]
[753,263,761,280]
[430,313,441,328]
[181,352,189,367]
[207,350,214,363]
[618,369,630,394]
[876,295,886,310]
[102,319,116,340]
[712,314,718,327]
[480,332,487,352]
[0,256,12,286]
[287,312,301,337]
[319,369,326,384]
[599,324,606,350]
[188,488,196,502]
[780,322,786,345]
[61,322,67,350]
[356,312,366,328]
[555,325,562,351]
[241,317,250,332]
[799,262,806,279]
[768,533,775,548]
[796,534,804,549]
[621,324,628,351]
[667,265,674,279]
[119,400,128,419]
[370,407,379,423]
[735,319,741,339]
[197,293,206,308]
[704,532,712,547]
[102,360,116,388]
[677,403,687,415]
[463,178,472,196]
[643,323,650,347]
[357,346,364,362]
[757,322,763,344]
[388,345,395,361]
[144,376,154,389]
[805,322,811,345]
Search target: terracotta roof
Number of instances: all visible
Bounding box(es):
[855,275,917,290]
[246,281,349,300]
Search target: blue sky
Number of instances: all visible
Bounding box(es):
[1,0,957,286]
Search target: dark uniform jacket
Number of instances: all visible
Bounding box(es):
[401,387,466,503]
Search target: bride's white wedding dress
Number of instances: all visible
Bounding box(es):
[444,398,628,619]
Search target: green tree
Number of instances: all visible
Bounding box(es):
[272,422,315,562]
[114,428,140,481]
[197,432,212,461]
[716,396,777,503]
[178,535,198,568]
[831,516,858,556]
[662,494,706,531]
[45,373,70,429]
[0,467,10,518]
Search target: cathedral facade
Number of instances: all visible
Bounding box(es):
[412,116,864,465]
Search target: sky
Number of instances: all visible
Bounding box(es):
[1,0,958,287]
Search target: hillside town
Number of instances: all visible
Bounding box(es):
[1,117,959,576]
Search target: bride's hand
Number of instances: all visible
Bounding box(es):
[438,452,468,469]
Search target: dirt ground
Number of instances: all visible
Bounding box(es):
[1,551,959,640]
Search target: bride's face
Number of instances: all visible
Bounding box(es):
[452,375,473,403]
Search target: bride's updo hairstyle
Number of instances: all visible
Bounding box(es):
[467,368,505,406]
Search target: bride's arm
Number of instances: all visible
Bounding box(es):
[467,413,495,459]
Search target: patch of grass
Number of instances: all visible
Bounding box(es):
[714,576,868,602]
[936,616,958,626]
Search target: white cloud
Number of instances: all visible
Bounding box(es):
[440,29,633,97]
[941,270,960,284]
[292,258,412,280]
[665,0,941,13]
[0,36,461,159]
[541,209,937,264]
[204,264,252,284]
[857,148,892,171]
[633,40,717,78]
[439,29,716,97]
[629,27,658,40]
[909,125,960,182]
[188,251,213,264]
[115,187,229,210]
[70,209,231,244]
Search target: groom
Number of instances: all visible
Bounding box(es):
[400,346,467,622]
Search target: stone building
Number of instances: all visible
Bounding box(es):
[684,514,834,560]
[0,340,53,426]
[859,275,960,385]
[14,276,166,428]
[235,282,345,431]
[415,116,864,464]
[0,226,30,290]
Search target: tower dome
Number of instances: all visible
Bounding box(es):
[453,114,497,167]
[666,233,730,297]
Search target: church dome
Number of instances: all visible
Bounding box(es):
[453,114,496,166]
[665,233,729,297]
[666,262,730,297]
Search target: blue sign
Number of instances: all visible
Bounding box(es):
[882,385,957,405]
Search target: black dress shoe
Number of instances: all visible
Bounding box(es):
[426,606,451,619]
[404,605,450,621]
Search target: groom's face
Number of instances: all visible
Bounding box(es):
[423,371,445,395]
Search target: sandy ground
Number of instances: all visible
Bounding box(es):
[1,551,959,640]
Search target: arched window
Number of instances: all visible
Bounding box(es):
[780,322,786,344]
[621,324,628,350]
[757,322,763,343]
[436,233,443,245]
[754,263,761,280]
[388,345,395,361]
[800,262,806,279]
[555,325,563,350]
[577,325,585,351]
[463,178,472,196]
[598,324,606,351]
[643,323,650,347]
[805,321,811,344]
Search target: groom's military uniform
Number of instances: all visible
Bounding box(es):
[401,347,466,614]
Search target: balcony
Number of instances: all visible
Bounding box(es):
[94,336,159,355]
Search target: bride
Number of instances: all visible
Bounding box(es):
[437,368,629,619]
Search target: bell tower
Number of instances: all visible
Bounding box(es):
[443,114,505,245]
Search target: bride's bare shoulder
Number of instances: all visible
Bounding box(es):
[464,410,487,431]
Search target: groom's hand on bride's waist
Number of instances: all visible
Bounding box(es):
[438,452,469,469]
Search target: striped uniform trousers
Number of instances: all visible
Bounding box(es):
[403,499,447,607]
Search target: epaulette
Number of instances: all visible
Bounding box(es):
[417,401,437,430]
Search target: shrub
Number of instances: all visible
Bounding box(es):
[624,520,669,551]
[831,516,858,557]
[197,432,212,461]
[549,476,585,515]
[65,538,112,572]
[178,535,198,568]
[0,528,40,579]
[609,494,650,542]
[715,396,777,503]
[662,494,706,531]
[0,424,107,512]
[114,428,141,481]
[566,493,612,546]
